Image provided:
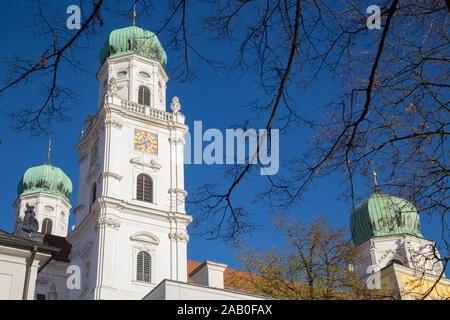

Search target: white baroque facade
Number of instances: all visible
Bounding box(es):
[66,50,192,299]
[0,24,270,301]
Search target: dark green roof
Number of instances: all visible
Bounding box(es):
[0,229,60,255]
[350,192,423,246]
[17,162,72,201]
[100,25,167,67]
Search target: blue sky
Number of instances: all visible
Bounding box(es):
[0,1,445,270]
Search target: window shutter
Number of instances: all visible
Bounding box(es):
[136,174,153,203]
[138,86,150,106]
[138,86,143,104]
[137,251,151,282]
[41,218,53,234]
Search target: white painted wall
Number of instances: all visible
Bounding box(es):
[0,245,51,300]
[190,261,228,289]
[143,279,270,300]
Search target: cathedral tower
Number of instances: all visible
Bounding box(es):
[14,158,73,239]
[350,190,447,298]
[68,25,191,300]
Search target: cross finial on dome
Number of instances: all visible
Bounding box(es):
[47,140,52,164]
[371,160,379,192]
[133,3,136,26]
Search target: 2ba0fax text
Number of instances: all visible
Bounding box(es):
[221,304,272,315]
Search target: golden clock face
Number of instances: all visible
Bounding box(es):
[134,130,158,154]
[90,138,99,165]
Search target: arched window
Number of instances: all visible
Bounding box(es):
[136,251,151,282]
[91,183,97,205]
[41,218,53,234]
[138,86,150,106]
[136,174,153,203]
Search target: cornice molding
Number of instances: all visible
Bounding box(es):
[104,117,123,129]
[97,172,123,184]
[14,192,72,209]
[96,215,121,230]
[168,136,185,145]
[168,230,189,243]
[168,188,188,197]
[99,53,169,82]
[130,157,162,171]
[130,232,160,245]
[96,196,193,225]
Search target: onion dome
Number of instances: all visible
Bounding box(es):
[99,25,167,67]
[350,192,423,246]
[17,162,72,202]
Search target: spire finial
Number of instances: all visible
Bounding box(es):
[47,140,52,164]
[133,3,136,26]
[371,160,379,191]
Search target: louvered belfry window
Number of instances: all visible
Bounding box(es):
[41,218,53,234]
[138,86,150,106]
[136,174,153,203]
[137,251,151,282]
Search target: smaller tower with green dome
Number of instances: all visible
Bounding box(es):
[13,147,73,239]
[350,184,444,287]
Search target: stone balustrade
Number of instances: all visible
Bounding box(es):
[120,99,174,121]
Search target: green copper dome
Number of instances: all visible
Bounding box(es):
[350,192,423,246]
[100,25,167,67]
[17,163,72,201]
